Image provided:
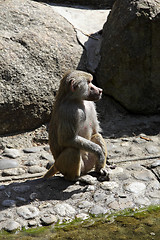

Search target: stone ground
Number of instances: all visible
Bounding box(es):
[0,95,160,232]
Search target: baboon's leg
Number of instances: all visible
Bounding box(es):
[91,133,107,172]
[43,148,81,181]
[81,133,107,175]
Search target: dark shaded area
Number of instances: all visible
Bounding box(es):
[97,95,160,138]
[0,175,89,211]
[33,0,116,9]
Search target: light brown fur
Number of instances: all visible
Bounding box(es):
[43,70,107,181]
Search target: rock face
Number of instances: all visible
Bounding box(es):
[0,0,84,135]
[97,0,160,114]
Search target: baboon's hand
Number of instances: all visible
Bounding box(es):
[98,167,110,181]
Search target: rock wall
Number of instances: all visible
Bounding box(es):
[97,0,160,114]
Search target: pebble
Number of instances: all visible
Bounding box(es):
[79,175,97,185]
[126,163,142,171]
[54,203,76,217]
[0,185,6,190]
[134,197,151,206]
[149,191,160,199]
[109,167,123,175]
[86,185,95,191]
[24,159,38,166]
[40,152,53,161]
[23,147,42,153]
[89,205,107,215]
[2,200,16,207]
[28,166,46,174]
[4,221,20,232]
[16,197,27,202]
[3,148,21,159]
[94,191,107,202]
[150,160,160,168]
[100,181,119,190]
[124,182,146,194]
[145,145,159,154]
[76,213,89,220]
[41,215,57,225]
[78,201,93,209]
[17,206,39,219]
[28,220,37,227]
[132,170,155,181]
[12,185,30,193]
[0,158,18,170]
[2,168,25,176]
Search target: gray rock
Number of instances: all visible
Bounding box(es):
[126,163,142,171]
[43,145,50,152]
[89,205,107,215]
[0,211,13,222]
[4,221,20,232]
[134,197,151,206]
[109,167,123,175]
[124,182,146,194]
[2,168,25,176]
[23,147,42,153]
[79,175,97,185]
[133,170,155,181]
[118,199,134,210]
[54,203,76,217]
[0,0,85,135]
[76,213,89,220]
[116,172,130,181]
[97,0,160,114]
[0,185,6,191]
[28,166,46,174]
[0,158,18,170]
[41,215,57,225]
[149,191,160,199]
[150,160,160,168]
[12,185,30,193]
[93,191,107,202]
[40,152,53,161]
[28,220,37,227]
[145,145,159,154]
[16,197,27,202]
[24,159,38,166]
[17,206,39,219]
[100,181,119,191]
[3,148,21,159]
[86,185,95,192]
[78,201,93,209]
[2,200,16,207]
[108,199,134,210]
[152,167,160,180]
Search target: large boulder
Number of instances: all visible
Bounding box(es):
[97,0,160,114]
[0,0,84,135]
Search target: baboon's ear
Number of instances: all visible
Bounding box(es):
[69,79,76,92]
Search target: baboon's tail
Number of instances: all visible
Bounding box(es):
[43,164,59,179]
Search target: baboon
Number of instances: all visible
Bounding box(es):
[43,70,107,181]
